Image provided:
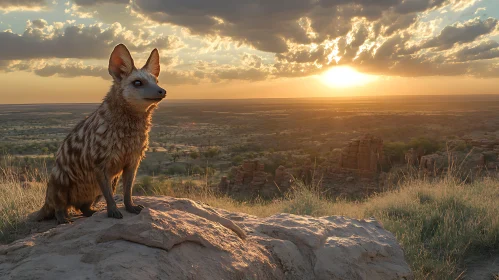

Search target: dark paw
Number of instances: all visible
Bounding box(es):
[126,204,144,214]
[82,209,97,217]
[107,207,123,219]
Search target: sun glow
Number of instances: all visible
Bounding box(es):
[321,66,377,88]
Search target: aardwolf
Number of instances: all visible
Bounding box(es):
[33,44,166,224]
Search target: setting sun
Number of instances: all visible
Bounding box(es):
[321,66,377,88]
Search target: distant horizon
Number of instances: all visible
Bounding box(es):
[3,93,499,106]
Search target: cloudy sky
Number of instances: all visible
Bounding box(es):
[0,0,498,103]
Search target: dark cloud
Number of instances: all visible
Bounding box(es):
[421,18,498,50]
[31,64,200,85]
[4,0,499,80]
[30,19,48,29]
[131,0,410,53]
[2,59,203,84]
[161,70,200,85]
[339,26,369,61]
[381,13,418,36]
[454,40,499,61]
[44,0,499,79]
[33,64,108,79]
[3,60,109,79]
[72,0,128,6]
[129,0,463,54]
[0,22,180,60]
[0,0,45,9]
[276,46,328,65]
[394,0,447,14]
[273,16,499,78]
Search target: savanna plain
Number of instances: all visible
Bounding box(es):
[2,95,499,279]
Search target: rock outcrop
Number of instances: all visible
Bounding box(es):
[340,134,384,172]
[274,165,293,190]
[219,135,389,199]
[220,161,293,198]
[231,160,268,188]
[0,196,413,280]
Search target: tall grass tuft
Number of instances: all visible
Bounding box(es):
[0,156,47,243]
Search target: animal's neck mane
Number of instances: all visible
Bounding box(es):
[102,83,156,127]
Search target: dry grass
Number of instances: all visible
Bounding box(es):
[1,161,499,279]
[0,157,47,243]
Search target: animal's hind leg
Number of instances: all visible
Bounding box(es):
[80,203,97,217]
[55,207,71,224]
[53,186,71,224]
[111,177,119,195]
[44,208,55,220]
[93,194,103,206]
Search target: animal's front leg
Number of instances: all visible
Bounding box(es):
[96,168,123,219]
[123,163,144,214]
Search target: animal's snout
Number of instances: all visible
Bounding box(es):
[144,86,167,101]
[156,87,167,98]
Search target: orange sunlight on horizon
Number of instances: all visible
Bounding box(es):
[320,66,378,88]
[1,71,499,104]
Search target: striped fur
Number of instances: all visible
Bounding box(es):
[33,44,166,223]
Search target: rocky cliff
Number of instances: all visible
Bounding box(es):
[219,160,293,198]
[0,196,413,280]
[339,134,384,172]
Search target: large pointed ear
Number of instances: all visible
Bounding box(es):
[108,44,135,81]
[142,48,160,78]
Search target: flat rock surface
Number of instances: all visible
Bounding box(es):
[0,196,413,280]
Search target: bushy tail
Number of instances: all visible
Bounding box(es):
[28,203,54,222]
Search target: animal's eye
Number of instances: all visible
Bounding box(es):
[133,80,142,86]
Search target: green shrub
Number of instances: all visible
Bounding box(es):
[407,137,442,155]
[384,137,443,164]
[189,151,200,159]
[384,141,408,163]
[203,147,221,159]
[191,165,203,175]
[229,143,262,153]
[231,155,243,165]
[166,165,187,175]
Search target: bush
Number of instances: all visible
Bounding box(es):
[264,153,286,173]
[384,137,443,164]
[452,141,473,152]
[191,165,203,175]
[165,165,187,175]
[134,176,158,195]
[203,147,221,159]
[384,141,408,163]
[362,178,499,279]
[229,143,262,153]
[189,151,200,160]
[407,137,442,155]
[231,155,243,165]
[282,182,328,216]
